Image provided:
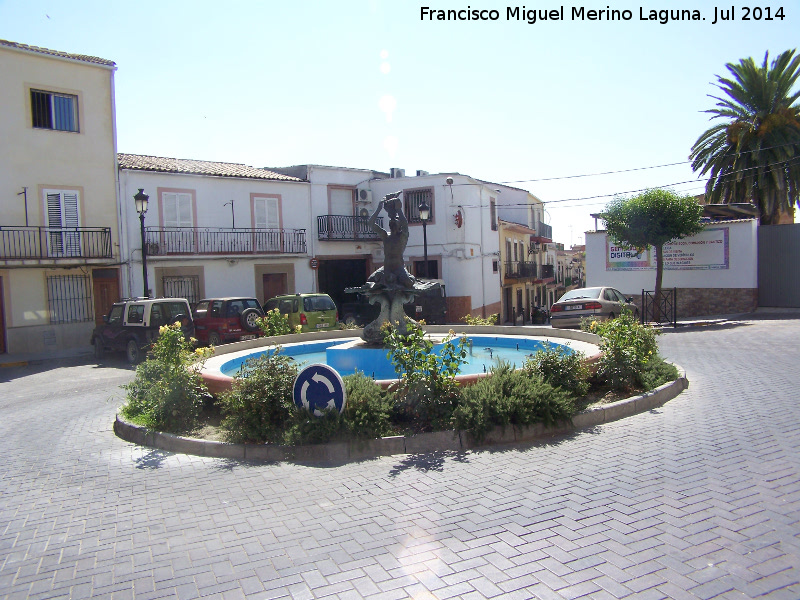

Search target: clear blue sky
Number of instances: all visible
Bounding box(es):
[2,0,798,245]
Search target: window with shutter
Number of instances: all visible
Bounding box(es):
[253,196,281,252]
[45,190,81,257]
[162,192,194,253]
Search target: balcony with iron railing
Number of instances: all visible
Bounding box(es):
[317,215,384,241]
[503,260,537,281]
[0,226,113,261]
[540,264,555,280]
[144,227,307,256]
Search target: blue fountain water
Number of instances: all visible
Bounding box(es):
[218,335,574,380]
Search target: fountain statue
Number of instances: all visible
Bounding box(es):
[345,192,439,345]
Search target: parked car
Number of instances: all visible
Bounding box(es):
[91,298,194,363]
[263,293,338,332]
[192,297,264,346]
[340,280,449,326]
[550,286,639,329]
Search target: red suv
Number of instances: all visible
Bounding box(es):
[192,297,264,346]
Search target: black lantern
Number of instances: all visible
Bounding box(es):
[134,188,150,298]
[419,199,430,278]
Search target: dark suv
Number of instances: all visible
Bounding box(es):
[91,298,194,364]
[192,297,264,346]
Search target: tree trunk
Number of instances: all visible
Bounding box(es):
[653,244,664,322]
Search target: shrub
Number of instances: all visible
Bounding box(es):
[342,372,395,439]
[461,313,499,326]
[218,350,298,444]
[256,308,301,337]
[283,372,395,445]
[640,355,680,391]
[453,363,574,441]
[583,311,659,391]
[120,323,209,433]
[383,321,467,431]
[524,343,590,397]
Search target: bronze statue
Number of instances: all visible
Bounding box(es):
[365,193,416,290]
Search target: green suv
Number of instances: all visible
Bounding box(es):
[263,293,338,332]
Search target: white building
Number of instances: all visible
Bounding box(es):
[270,166,505,322]
[585,219,758,317]
[117,154,312,306]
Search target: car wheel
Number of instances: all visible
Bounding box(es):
[126,339,141,365]
[634,309,640,321]
[240,308,262,332]
[93,339,104,361]
[208,331,221,347]
[608,312,615,320]
[344,314,358,327]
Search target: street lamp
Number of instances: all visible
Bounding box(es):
[418,199,430,278]
[134,188,150,298]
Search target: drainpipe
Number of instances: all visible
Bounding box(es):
[479,184,486,318]
[308,166,316,293]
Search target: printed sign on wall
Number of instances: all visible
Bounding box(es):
[607,227,729,271]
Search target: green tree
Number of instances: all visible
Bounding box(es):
[690,49,800,225]
[601,189,703,321]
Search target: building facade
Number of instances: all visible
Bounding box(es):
[0,40,120,355]
[118,154,311,307]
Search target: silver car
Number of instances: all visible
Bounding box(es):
[550,287,639,329]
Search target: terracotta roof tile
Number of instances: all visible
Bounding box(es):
[0,38,115,67]
[118,154,304,181]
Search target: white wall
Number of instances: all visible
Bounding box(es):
[118,170,312,300]
[586,220,758,295]
[370,173,502,314]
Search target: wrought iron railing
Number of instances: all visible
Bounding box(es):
[144,227,307,255]
[504,261,537,280]
[0,226,112,259]
[317,215,384,241]
[642,288,677,327]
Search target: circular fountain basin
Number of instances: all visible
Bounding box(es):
[200,326,601,394]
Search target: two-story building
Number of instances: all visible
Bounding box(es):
[117,154,311,307]
[0,40,120,355]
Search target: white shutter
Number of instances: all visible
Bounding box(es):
[330,188,353,216]
[254,197,280,229]
[63,192,80,256]
[254,197,281,251]
[45,190,81,256]
[162,193,192,227]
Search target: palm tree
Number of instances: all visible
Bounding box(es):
[690,50,800,225]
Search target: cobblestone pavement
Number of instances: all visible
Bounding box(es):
[1,318,799,600]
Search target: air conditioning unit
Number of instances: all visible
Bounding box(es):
[356,188,373,204]
[416,170,430,177]
[390,167,406,178]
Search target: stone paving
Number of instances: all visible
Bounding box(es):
[1,318,799,599]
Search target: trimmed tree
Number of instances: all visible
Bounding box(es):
[601,189,704,321]
[690,49,800,225]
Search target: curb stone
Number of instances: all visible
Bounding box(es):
[114,364,688,463]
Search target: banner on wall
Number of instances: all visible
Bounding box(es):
[606,227,729,271]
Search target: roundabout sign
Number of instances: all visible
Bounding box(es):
[292,364,346,416]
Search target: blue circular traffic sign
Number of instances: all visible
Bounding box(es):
[292,364,347,416]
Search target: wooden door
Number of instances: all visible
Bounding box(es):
[263,273,288,304]
[92,269,120,326]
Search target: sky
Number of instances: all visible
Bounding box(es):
[2,0,798,246]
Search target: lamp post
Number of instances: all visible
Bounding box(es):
[134,188,150,298]
[418,199,430,279]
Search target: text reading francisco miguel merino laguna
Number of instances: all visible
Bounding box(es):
[420,6,787,25]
